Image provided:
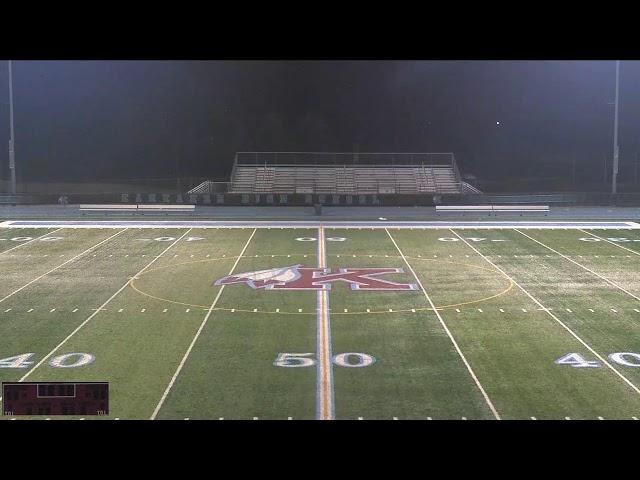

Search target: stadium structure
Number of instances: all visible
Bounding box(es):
[3,144,640,422]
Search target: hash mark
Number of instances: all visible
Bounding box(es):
[455,308,460,313]
[118,309,123,313]
[393,417,398,420]
[27,309,33,313]
[461,417,467,420]
[357,417,363,420]
[588,309,595,312]
[4,308,11,312]
[186,309,190,313]
[633,417,638,420]
[427,417,432,420]
[298,308,302,313]
[72,308,78,313]
[253,417,259,420]
[531,417,537,420]
[231,309,235,313]
[611,309,618,313]
[634,309,640,313]
[566,309,572,313]
[366,308,370,313]
[411,309,416,313]
[141,309,146,313]
[565,417,571,420]
[499,308,504,312]
[522,309,527,312]
[50,308,56,313]
[477,308,483,312]
[253,308,257,312]
[276,308,280,313]
[163,309,168,313]
[344,309,348,313]
[598,416,604,420]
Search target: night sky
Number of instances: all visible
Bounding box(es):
[0,60,637,184]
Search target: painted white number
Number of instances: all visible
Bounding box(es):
[0,353,35,368]
[49,353,95,368]
[579,237,600,242]
[467,237,486,242]
[154,237,176,242]
[274,353,315,367]
[438,237,459,242]
[295,237,316,242]
[555,352,601,368]
[607,237,630,242]
[186,237,204,242]
[40,237,63,242]
[327,237,346,242]
[332,352,376,368]
[609,352,640,367]
[11,237,32,242]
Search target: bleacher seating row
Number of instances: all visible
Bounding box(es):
[228,165,461,194]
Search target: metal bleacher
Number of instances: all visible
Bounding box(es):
[219,152,463,195]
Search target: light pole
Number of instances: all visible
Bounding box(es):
[8,60,16,195]
[612,60,620,195]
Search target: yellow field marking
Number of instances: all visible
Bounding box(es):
[128,253,515,315]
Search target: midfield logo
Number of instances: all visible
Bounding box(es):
[215,264,417,291]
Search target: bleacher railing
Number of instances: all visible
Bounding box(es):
[235,151,456,168]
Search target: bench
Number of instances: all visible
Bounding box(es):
[79,204,196,215]
[0,195,17,205]
[436,205,549,216]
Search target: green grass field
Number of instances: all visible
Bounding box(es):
[2,222,640,419]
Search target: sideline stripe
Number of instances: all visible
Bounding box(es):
[516,229,640,304]
[385,229,501,420]
[18,228,192,383]
[316,225,335,420]
[0,228,63,255]
[449,229,640,396]
[578,229,640,256]
[0,229,127,306]
[150,228,257,420]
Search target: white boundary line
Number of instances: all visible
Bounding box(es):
[150,228,257,420]
[515,229,640,304]
[449,228,640,396]
[316,225,335,420]
[578,229,640,257]
[2,220,639,230]
[18,228,193,383]
[0,228,127,306]
[0,227,63,255]
[385,228,501,420]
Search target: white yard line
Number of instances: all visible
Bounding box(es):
[578,229,640,257]
[516,229,640,304]
[18,228,193,383]
[0,229,127,306]
[316,225,335,420]
[449,229,640,396]
[150,228,257,420]
[0,228,63,255]
[385,228,501,420]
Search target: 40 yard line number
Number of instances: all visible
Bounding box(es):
[0,352,95,369]
[556,352,640,368]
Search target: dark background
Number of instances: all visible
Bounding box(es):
[0,60,637,190]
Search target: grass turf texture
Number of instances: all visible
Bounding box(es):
[2,225,640,419]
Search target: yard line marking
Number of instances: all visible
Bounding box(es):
[579,229,640,256]
[27,308,33,313]
[589,309,595,312]
[151,228,256,420]
[50,308,56,313]
[4,308,11,312]
[0,229,127,306]
[611,309,618,313]
[635,309,640,313]
[316,225,335,420]
[566,309,572,313]
[0,228,63,256]
[516,229,640,305]
[386,229,500,420]
[450,229,640,397]
[19,228,193,383]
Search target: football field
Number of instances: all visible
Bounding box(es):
[2,219,640,420]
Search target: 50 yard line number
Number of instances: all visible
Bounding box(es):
[274,352,375,368]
